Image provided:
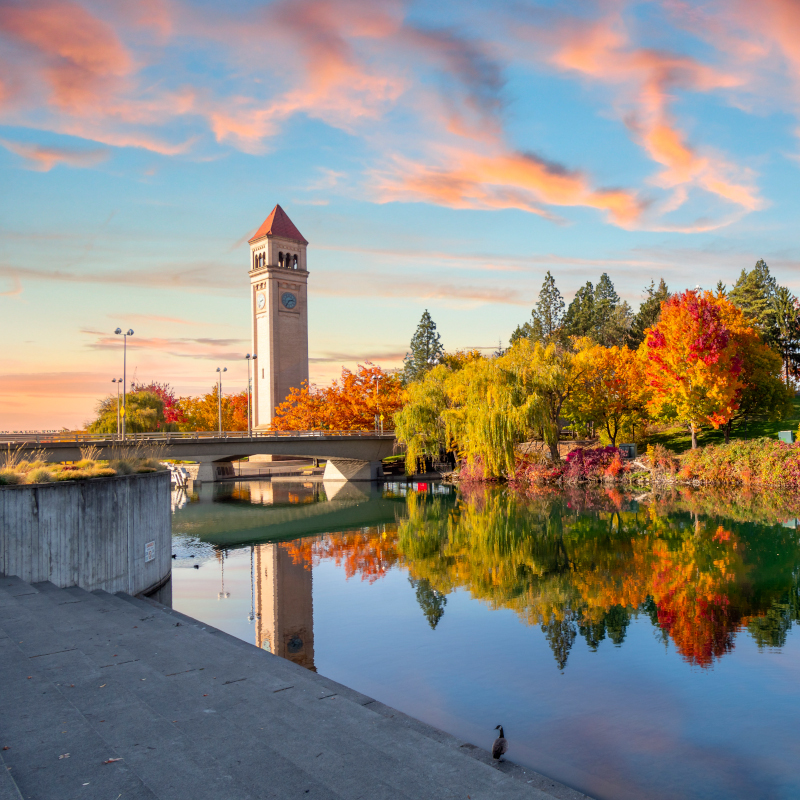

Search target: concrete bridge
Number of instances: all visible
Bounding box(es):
[0,431,399,482]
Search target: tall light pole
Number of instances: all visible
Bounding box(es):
[112,378,122,438]
[372,374,382,433]
[216,367,227,434]
[114,328,134,440]
[245,354,257,436]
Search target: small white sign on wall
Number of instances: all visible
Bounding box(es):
[145,541,155,563]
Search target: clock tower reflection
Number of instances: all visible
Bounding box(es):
[254,542,315,671]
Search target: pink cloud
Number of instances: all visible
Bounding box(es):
[0,138,108,170]
[540,13,762,220]
[376,146,644,228]
[0,0,133,111]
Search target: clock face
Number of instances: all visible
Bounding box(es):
[281,292,297,309]
[256,293,266,310]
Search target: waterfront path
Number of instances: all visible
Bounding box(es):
[0,575,591,800]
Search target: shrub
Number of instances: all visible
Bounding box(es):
[563,447,623,483]
[110,460,134,475]
[0,469,22,485]
[26,468,54,484]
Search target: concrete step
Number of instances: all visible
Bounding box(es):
[0,576,585,800]
[0,748,24,800]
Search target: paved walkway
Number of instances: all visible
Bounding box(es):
[0,575,592,800]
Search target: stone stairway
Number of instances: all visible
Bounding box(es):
[0,575,590,800]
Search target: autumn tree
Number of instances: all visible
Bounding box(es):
[502,339,587,461]
[131,382,186,426]
[642,290,747,449]
[567,343,648,446]
[403,310,444,384]
[177,386,248,432]
[271,363,404,431]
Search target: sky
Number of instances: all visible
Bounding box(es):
[2,0,800,430]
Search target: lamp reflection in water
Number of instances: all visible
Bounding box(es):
[217,551,230,600]
[254,542,315,671]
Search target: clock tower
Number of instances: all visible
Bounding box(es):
[249,204,309,429]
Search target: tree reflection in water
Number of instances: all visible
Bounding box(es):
[281,485,800,669]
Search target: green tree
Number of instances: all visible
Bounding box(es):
[531,271,565,344]
[510,271,565,346]
[630,278,670,347]
[729,259,778,344]
[563,281,595,338]
[593,273,632,346]
[772,286,800,385]
[87,391,170,434]
[403,309,444,384]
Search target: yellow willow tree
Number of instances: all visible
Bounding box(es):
[500,338,587,462]
[395,341,586,477]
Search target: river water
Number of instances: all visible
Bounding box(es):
[170,479,800,800]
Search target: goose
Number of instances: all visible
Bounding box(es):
[492,725,508,761]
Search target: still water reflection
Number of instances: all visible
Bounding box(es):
[171,480,800,800]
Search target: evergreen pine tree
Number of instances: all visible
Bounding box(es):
[630,278,669,347]
[563,281,595,338]
[509,321,534,346]
[772,286,800,384]
[530,271,565,344]
[593,273,619,333]
[715,281,727,296]
[729,259,778,344]
[403,309,444,384]
[408,577,447,629]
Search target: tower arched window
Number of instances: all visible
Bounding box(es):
[292,254,298,270]
[278,251,284,268]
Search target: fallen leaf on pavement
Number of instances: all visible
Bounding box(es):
[59,754,70,759]
[103,758,123,764]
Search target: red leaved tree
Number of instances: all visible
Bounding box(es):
[641,290,745,448]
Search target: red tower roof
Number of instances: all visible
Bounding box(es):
[248,204,308,245]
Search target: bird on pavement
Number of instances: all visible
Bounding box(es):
[492,725,508,761]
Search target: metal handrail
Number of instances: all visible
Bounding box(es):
[0,430,396,445]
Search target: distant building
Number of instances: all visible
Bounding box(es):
[249,205,309,429]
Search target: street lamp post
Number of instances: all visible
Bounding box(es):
[372,374,382,433]
[111,378,122,438]
[114,328,134,440]
[245,354,257,436]
[216,367,227,434]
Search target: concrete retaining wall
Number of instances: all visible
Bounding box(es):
[0,471,171,595]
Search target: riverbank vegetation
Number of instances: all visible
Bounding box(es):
[396,261,800,485]
[0,444,166,486]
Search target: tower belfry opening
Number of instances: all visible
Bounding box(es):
[249,204,309,429]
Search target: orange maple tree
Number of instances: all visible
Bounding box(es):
[270,363,404,431]
[569,342,648,445]
[642,290,746,448]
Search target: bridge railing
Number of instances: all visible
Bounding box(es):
[1,430,396,445]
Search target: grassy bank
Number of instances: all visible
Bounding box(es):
[508,438,800,490]
[0,444,165,486]
[643,397,800,453]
